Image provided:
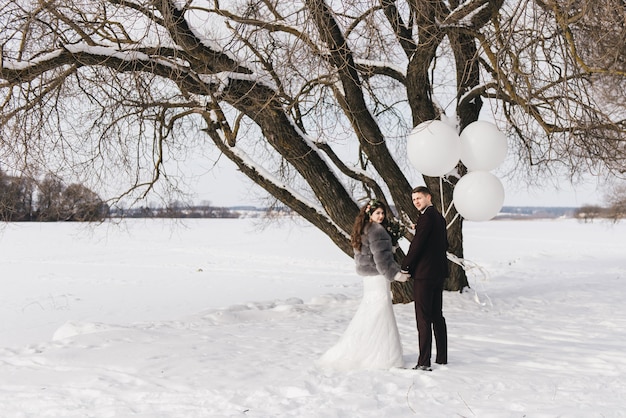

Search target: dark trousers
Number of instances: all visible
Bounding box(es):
[413,278,447,367]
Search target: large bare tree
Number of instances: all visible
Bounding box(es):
[1,0,624,301]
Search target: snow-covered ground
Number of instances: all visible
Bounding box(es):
[0,217,625,417]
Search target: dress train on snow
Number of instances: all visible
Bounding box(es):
[317,274,403,371]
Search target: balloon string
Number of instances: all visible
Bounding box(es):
[446,213,460,230]
[443,196,455,218]
[441,175,457,227]
[439,176,444,214]
[447,252,493,307]
[446,251,463,267]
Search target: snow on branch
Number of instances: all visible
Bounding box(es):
[1,50,63,71]
[64,44,152,62]
[440,0,491,28]
[197,71,278,95]
[203,115,348,238]
[232,146,327,216]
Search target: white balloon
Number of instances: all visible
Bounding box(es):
[453,171,505,221]
[460,121,508,171]
[407,120,461,177]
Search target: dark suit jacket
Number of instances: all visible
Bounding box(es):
[401,205,449,281]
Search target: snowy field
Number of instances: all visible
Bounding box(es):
[0,217,625,417]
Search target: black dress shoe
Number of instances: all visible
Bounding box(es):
[412,365,432,371]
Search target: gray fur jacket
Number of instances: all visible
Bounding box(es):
[354,222,401,282]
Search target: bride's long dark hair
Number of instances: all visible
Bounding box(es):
[350,199,387,251]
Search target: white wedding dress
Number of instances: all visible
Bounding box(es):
[317,274,404,371]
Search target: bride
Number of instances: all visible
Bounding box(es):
[317,199,409,371]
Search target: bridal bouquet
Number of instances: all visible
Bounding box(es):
[384,218,406,246]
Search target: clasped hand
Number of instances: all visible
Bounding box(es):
[394,272,411,282]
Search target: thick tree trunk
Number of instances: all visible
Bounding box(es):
[391,280,414,304]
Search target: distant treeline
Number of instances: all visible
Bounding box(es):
[497,206,577,219]
[3,168,623,222]
[498,205,625,222]
[0,168,279,222]
[572,205,626,223]
[108,205,244,219]
[0,170,108,222]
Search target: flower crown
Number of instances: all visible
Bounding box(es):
[365,199,383,216]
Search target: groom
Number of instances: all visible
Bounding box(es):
[401,186,448,371]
